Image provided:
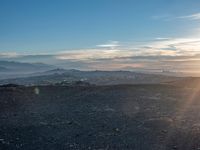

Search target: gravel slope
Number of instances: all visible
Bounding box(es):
[0,84,200,150]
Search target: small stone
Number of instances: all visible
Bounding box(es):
[114,128,120,132]
[161,130,167,133]
[67,121,73,125]
[69,144,74,148]
[0,139,6,144]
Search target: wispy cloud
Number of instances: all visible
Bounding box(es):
[151,14,172,21]
[154,37,172,41]
[178,13,200,20]
[151,12,200,21]
[55,49,134,60]
[54,37,200,73]
[0,52,19,58]
[2,38,200,75]
[96,41,120,49]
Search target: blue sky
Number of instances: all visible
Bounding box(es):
[1,0,200,74]
[0,0,199,52]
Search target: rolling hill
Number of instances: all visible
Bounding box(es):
[0,61,55,72]
[0,69,182,86]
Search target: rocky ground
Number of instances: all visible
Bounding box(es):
[1,84,200,150]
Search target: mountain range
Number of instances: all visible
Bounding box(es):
[2,60,198,86]
[0,61,56,79]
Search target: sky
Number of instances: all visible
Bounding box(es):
[1,0,200,75]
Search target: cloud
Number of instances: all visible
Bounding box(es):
[142,38,200,56]
[151,14,172,21]
[178,13,200,20]
[151,12,200,22]
[55,49,134,60]
[154,37,172,41]
[51,37,200,74]
[2,37,200,75]
[96,41,120,49]
[0,52,19,58]
[54,38,200,61]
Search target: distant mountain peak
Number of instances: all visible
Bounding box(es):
[0,60,56,75]
[45,68,66,73]
[0,66,10,72]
